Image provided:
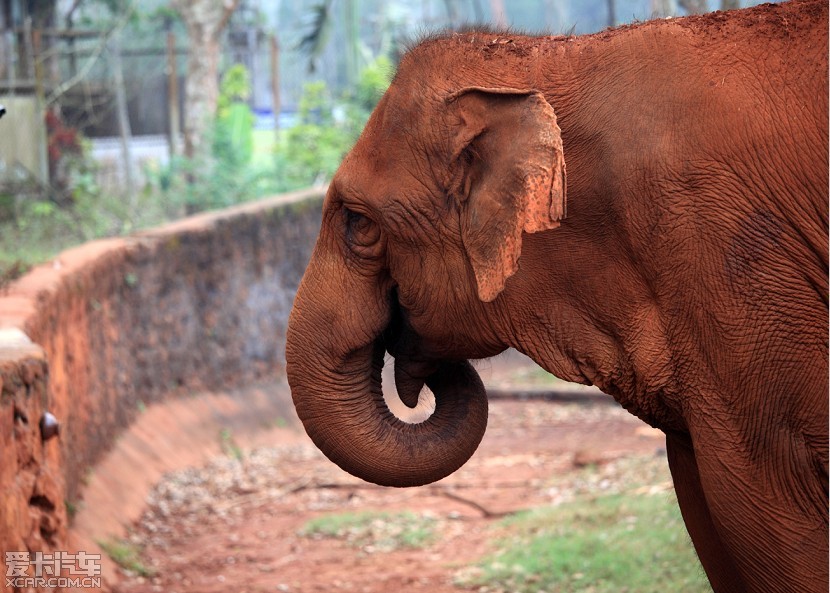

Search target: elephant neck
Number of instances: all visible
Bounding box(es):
[499,225,685,434]
[487,37,692,433]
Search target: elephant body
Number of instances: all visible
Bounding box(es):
[286,2,828,592]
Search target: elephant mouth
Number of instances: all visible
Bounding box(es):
[380,287,408,354]
[382,289,445,410]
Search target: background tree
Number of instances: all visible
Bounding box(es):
[298,0,360,87]
[171,0,240,161]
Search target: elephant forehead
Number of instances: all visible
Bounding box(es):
[338,144,386,181]
[344,141,397,175]
[334,90,442,204]
[337,145,419,201]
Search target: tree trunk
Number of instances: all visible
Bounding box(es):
[110,33,134,202]
[166,29,181,158]
[171,0,239,162]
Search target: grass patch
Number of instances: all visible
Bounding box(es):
[457,491,711,593]
[300,510,437,552]
[219,427,243,461]
[98,538,155,577]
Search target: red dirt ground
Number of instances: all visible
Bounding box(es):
[93,353,667,593]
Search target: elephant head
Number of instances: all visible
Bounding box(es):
[286,71,567,487]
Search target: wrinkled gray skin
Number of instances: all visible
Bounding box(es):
[286,3,828,592]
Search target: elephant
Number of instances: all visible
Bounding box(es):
[285,1,828,592]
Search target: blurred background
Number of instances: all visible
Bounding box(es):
[0,0,773,283]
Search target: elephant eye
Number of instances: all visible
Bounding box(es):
[344,207,381,251]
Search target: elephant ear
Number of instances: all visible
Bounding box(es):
[445,87,567,302]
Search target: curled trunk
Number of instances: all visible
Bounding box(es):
[285,249,488,487]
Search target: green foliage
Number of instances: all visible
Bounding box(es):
[98,538,155,577]
[272,59,391,190]
[353,56,393,112]
[458,492,712,593]
[218,64,253,111]
[297,0,335,73]
[64,499,79,520]
[298,80,333,123]
[0,56,391,276]
[273,81,353,189]
[0,135,165,278]
[300,510,437,552]
[218,126,252,169]
[215,65,255,167]
[146,5,180,24]
[152,64,266,213]
[158,139,267,215]
[219,428,244,461]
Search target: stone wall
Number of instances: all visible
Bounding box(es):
[0,188,324,584]
[0,333,65,570]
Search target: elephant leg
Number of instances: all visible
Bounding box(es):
[666,434,748,593]
[688,417,828,593]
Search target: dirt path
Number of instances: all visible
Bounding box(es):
[108,355,667,593]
